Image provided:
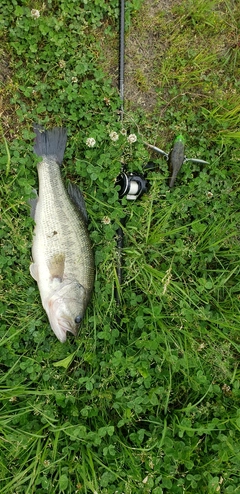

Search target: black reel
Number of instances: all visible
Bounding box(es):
[116,171,149,200]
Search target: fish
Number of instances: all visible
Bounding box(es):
[30,126,94,343]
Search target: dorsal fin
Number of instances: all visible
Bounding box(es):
[68,182,88,223]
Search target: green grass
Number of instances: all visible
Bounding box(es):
[0,0,240,492]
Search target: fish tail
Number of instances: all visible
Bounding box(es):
[33,125,67,165]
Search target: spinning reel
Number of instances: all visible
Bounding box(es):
[116,170,149,201]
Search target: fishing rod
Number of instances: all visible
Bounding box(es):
[114,0,125,304]
[119,0,124,121]
[117,0,149,200]
[115,0,149,304]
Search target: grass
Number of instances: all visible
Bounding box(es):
[0,0,240,492]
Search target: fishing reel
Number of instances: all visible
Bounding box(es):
[116,171,149,200]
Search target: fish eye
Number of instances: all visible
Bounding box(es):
[75,315,82,324]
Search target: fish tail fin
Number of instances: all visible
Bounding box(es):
[33,125,67,165]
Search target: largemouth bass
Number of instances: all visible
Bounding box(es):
[30,126,94,342]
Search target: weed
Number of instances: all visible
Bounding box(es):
[0,0,240,493]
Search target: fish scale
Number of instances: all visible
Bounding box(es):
[36,160,91,281]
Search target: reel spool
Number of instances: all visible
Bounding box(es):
[116,171,149,200]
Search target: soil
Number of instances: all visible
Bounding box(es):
[0,53,11,84]
[99,0,179,114]
[124,0,177,112]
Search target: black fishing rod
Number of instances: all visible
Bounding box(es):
[115,0,125,303]
[115,0,125,305]
[119,0,124,121]
[115,0,149,304]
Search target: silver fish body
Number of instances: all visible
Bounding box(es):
[30,127,94,342]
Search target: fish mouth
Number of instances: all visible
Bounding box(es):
[54,317,77,343]
[47,307,77,342]
[46,296,79,343]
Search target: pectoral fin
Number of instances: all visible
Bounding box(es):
[48,254,65,281]
[30,262,39,281]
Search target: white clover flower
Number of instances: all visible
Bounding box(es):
[31,9,40,19]
[120,128,127,136]
[104,97,110,106]
[71,76,78,83]
[109,131,119,142]
[9,396,17,402]
[59,60,66,68]
[102,216,111,225]
[127,133,137,143]
[86,137,96,148]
